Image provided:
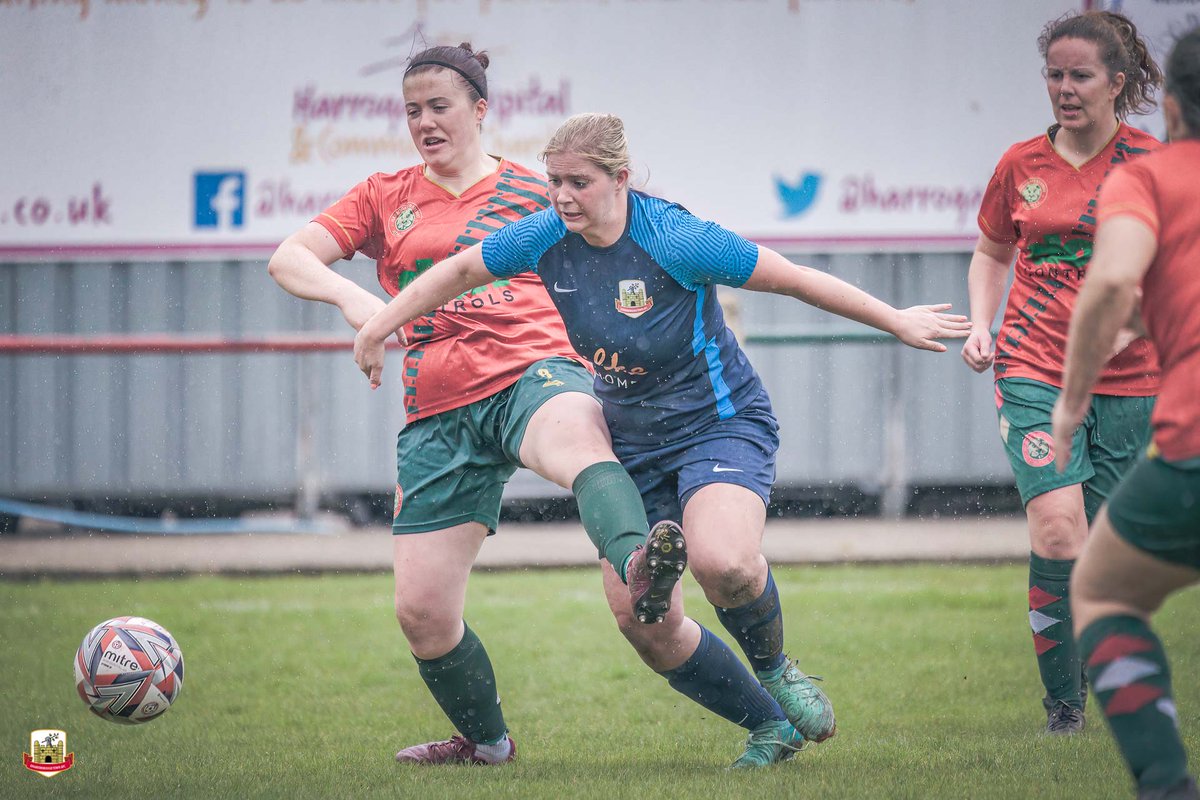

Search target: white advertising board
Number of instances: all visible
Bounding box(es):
[1,0,1096,259]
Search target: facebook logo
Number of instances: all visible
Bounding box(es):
[194,171,246,229]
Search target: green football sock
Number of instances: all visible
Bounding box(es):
[1028,553,1081,707]
[413,623,507,744]
[572,461,648,583]
[1081,615,1190,791]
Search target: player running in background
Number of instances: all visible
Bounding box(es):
[353,112,970,767]
[961,10,1162,735]
[268,44,684,767]
[1052,27,1200,800]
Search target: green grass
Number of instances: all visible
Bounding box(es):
[1,564,1197,799]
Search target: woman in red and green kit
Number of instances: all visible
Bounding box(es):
[269,43,799,768]
[962,10,1162,735]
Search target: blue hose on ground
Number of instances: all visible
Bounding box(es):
[0,498,336,535]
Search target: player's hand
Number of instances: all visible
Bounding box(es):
[353,326,387,390]
[1050,394,1089,473]
[961,326,995,372]
[893,304,971,352]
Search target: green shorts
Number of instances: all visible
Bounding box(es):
[391,357,597,535]
[1107,455,1200,570]
[996,378,1154,517]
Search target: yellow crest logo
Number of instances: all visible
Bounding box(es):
[23,729,74,778]
[1019,177,1048,209]
[614,279,654,319]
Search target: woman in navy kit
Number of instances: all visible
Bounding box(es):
[355,113,971,767]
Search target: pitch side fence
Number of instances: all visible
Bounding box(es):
[0,253,1012,526]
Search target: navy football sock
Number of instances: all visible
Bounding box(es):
[659,625,786,730]
[715,568,787,674]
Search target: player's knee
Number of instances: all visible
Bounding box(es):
[1028,508,1086,557]
[689,553,762,606]
[394,599,456,652]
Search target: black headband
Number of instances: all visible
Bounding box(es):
[405,59,487,101]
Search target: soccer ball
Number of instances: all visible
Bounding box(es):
[73,616,184,725]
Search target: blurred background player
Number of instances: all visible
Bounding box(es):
[353,112,970,767]
[1052,26,1200,800]
[268,43,682,766]
[960,10,1163,735]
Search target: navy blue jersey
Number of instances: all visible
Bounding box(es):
[481,190,769,448]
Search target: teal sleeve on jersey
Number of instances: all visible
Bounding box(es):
[480,207,568,278]
[627,194,758,290]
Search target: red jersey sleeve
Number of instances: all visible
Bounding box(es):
[977,153,1018,245]
[314,174,386,260]
[1097,162,1160,237]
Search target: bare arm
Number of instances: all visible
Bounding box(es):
[354,244,497,387]
[1051,216,1157,468]
[740,246,970,351]
[267,222,386,332]
[961,234,1016,373]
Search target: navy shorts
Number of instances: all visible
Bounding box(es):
[615,391,779,524]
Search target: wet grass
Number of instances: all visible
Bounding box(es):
[1,563,1197,799]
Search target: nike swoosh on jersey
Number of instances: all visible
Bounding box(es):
[711,465,744,473]
[553,282,578,293]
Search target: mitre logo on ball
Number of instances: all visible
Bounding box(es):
[74,616,185,725]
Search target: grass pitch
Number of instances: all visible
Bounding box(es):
[1,563,1197,799]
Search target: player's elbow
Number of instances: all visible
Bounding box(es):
[267,237,306,286]
[266,241,292,285]
[1083,265,1136,298]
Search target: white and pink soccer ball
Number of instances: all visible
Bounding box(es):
[74,616,184,725]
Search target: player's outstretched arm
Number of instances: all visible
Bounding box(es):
[268,222,387,332]
[1052,215,1157,470]
[740,246,971,352]
[354,244,494,388]
[962,234,1016,372]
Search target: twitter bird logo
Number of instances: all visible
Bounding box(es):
[775,172,822,217]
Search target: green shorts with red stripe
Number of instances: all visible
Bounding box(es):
[995,377,1154,518]
[1106,453,1200,570]
[391,357,596,535]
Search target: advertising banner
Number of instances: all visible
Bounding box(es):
[1,0,1098,259]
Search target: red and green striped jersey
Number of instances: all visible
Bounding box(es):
[978,122,1160,395]
[315,159,585,423]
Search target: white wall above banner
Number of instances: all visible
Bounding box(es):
[1,0,1089,260]
[1088,0,1200,139]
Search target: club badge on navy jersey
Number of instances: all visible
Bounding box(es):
[615,279,654,319]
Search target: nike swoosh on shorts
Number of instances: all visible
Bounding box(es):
[553,283,578,293]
